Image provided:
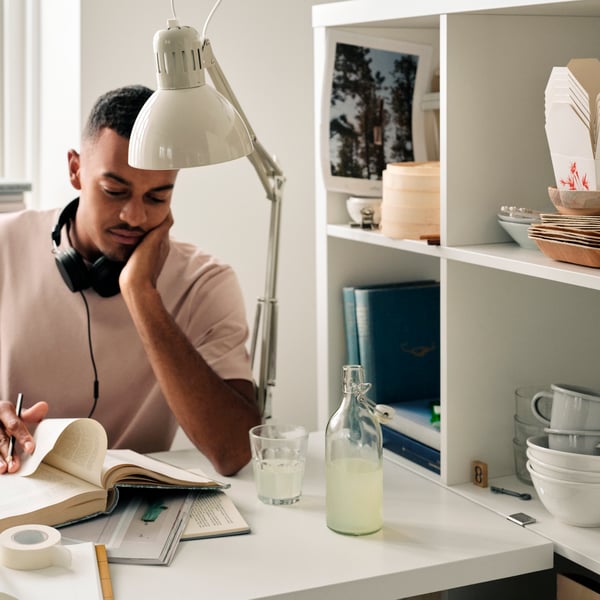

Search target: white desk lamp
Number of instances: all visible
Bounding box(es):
[128,1,284,419]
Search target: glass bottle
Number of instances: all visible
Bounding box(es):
[325,364,383,535]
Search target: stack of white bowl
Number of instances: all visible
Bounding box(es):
[526,435,600,527]
[526,383,600,527]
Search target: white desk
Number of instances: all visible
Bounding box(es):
[110,433,552,600]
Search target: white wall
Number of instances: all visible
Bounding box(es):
[37,0,323,431]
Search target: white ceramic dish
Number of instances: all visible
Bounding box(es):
[527,454,600,483]
[526,461,600,527]
[497,207,541,224]
[346,197,382,225]
[526,435,600,470]
[497,219,539,250]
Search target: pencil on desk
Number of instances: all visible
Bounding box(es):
[95,545,114,600]
[6,392,23,465]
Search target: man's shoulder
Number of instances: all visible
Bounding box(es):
[0,206,59,228]
[0,206,59,240]
[167,238,233,275]
[161,238,238,294]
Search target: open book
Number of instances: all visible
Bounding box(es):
[62,488,197,566]
[0,418,226,531]
[61,488,251,565]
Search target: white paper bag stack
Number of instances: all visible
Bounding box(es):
[545,58,600,190]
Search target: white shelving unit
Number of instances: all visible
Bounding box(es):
[314,0,600,579]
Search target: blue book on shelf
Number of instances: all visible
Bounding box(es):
[354,282,440,405]
[342,280,436,366]
[381,425,440,474]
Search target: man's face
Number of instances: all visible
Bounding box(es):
[68,128,178,263]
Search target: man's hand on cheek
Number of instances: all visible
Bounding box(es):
[120,212,174,292]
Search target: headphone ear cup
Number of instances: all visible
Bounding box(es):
[90,257,123,298]
[54,248,92,292]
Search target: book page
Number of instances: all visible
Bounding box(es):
[183,491,250,539]
[101,449,225,489]
[19,418,107,487]
[0,462,106,530]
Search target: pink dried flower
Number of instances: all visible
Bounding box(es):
[559,162,590,190]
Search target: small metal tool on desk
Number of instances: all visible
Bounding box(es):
[490,486,532,501]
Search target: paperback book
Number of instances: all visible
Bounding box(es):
[0,418,227,531]
[60,488,250,565]
[61,488,195,566]
[381,425,440,474]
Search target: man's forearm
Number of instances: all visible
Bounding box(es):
[122,284,260,475]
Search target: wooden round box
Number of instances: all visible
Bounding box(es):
[381,161,440,240]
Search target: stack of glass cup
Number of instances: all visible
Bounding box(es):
[513,385,549,484]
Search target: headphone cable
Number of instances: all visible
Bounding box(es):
[78,290,99,418]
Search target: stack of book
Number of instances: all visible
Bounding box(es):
[343,280,441,473]
[0,181,31,212]
[1,418,250,566]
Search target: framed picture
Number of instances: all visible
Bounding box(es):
[321,30,433,196]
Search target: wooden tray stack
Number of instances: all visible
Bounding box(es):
[529,214,600,267]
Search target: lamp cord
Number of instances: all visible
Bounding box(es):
[78,290,99,419]
[168,0,222,40]
[202,0,222,40]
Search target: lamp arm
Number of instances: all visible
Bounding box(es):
[202,39,283,198]
[202,38,285,419]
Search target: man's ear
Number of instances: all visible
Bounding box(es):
[67,149,82,190]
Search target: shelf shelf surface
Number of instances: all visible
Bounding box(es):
[313,0,600,28]
[327,225,600,291]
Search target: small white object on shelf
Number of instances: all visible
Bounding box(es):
[497,219,539,250]
[346,196,382,225]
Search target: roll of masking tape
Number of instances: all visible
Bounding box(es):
[0,524,71,570]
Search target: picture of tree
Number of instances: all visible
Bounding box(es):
[329,41,419,182]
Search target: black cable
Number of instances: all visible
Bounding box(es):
[79,290,99,418]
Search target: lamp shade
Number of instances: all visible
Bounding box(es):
[128,20,253,169]
[128,85,253,169]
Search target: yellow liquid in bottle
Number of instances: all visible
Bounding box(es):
[326,457,383,535]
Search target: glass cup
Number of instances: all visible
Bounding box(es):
[249,424,308,505]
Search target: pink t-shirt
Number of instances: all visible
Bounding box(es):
[0,207,253,452]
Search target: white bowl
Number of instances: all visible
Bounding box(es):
[346,197,382,225]
[526,461,600,526]
[527,435,600,471]
[527,454,600,483]
[497,219,539,249]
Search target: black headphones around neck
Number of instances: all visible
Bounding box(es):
[51,199,124,298]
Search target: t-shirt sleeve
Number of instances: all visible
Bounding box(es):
[185,263,254,382]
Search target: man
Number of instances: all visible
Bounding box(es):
[0,85,261,476]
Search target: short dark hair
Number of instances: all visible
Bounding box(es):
[83,85,153,141]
